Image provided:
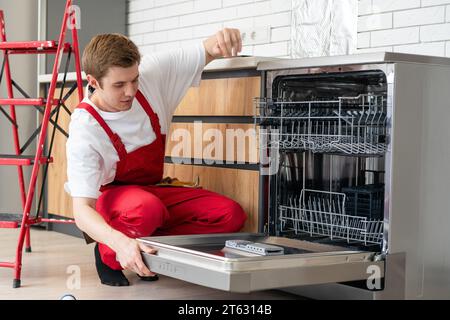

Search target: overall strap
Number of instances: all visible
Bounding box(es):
[76,102,127,159]
[135,90,162,139]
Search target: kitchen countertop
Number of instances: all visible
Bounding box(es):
[258,52,450,71]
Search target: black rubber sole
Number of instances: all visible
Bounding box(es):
[138,274,159,282]
[94,243,130,287]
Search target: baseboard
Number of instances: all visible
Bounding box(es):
[46,213,84,239]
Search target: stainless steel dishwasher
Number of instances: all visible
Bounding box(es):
[139,52,450,299]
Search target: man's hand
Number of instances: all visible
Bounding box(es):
[203,28,242,65]
[113,233,157,277]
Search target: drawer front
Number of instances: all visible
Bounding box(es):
[139,233,385,293]
[166,123,259,164]
[163,164,259,233]
[174,77,261,116]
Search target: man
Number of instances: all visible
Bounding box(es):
[65,28,246,286]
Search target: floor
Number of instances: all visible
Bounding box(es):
[0,228,301,300]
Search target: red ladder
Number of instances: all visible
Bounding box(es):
[0,0,83,288]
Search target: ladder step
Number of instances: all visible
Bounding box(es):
[0,41,71,54]
[0,213,22,228]
[0,155,53,166]
[0,98,61,106]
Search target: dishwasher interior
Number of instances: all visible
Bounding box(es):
[257,70,388,254]
[138,68,390,294]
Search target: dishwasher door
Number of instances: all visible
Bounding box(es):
[138,233,384,293]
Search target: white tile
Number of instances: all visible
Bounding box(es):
[394,41,446,56]
[223,0,254,7]
[358,13,393,32]
[394,6,445,28]
[253,41,289,57]
[128,0,154,13]
[236,1,272,19]
[208,7,239,23]
[128,11,146,24]
[420,23,450,41]
[194,0,222,12]
[179,7,237,27]
[154,0,187,7]
[358,0,372,15]
[224,17,254,30]
[271,26,291,42]
[446,41,450,56]
[357,32,371,48]
[254,12,292,28]
[447,5,450,22]
[128,6,167,24]
[193,23,224,38]
[179,11,210,27]
[371,26,419,46]
[269,0,292,12]
[372,0,420,14]
[422,0,450,6]
[166,2,194,17]
[142,31,168,45]
[128,21,154,35]
[167,27,193,41]
[240,45,254,56]
[138,44,156,55]
[154,17,179,31]
[129,34,144,45]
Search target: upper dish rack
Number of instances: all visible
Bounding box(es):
[255,94,388,156]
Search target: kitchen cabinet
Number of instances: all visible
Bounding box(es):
[46,86,81,219]
[165,60,266,233]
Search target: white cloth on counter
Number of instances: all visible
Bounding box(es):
[291,0,357,58]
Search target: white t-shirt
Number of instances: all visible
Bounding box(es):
[65,42,205,199]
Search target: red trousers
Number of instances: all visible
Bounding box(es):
[95,185,247,270]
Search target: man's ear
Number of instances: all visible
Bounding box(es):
[86,74,101,90]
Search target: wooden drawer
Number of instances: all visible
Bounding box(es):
[163,163,259,233]
[165,123,259,164]
[174,76,261,116]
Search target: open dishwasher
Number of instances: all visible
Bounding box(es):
[139,52,450,299]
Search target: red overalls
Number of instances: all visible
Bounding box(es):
[76,90,247,270]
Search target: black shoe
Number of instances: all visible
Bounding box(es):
[94,243,130,286]
[137,274,159,282]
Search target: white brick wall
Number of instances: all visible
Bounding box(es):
[127,0,292,57]
[127,0,450,58]
[358,0,450,57]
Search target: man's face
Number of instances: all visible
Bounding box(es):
[89,63,140,112]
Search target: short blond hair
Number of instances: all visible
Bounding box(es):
[82,33,141,83]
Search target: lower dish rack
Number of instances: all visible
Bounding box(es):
[279,189,384,246]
